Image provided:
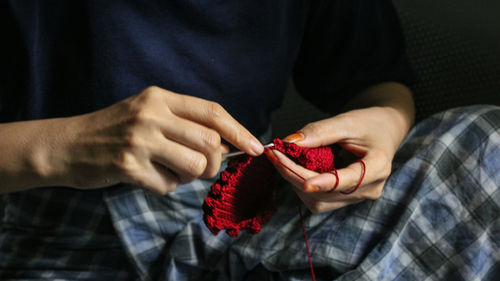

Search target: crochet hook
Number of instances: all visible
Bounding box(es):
[221,143,274,161]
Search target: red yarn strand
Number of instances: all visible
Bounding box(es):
[266,148,365,281]
[264,147,316,281]
[264,148,306,182]
[205,139,366,281]
[298,203,317,281]
[328,169,339,192]
[339,160,366,195]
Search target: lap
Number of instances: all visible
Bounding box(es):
[105,105,500,280]
[2,105,500,281]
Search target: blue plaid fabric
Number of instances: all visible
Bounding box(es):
[0,188,135,280]
[1,105,500,280]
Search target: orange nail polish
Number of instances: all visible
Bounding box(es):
[283,132,304,143]
[304,185,318,193]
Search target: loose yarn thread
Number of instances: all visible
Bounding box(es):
[264,147,318,281]
[203,138,366,281]
[340,160,365,194]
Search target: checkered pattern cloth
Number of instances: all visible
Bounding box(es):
[1,105,500,280]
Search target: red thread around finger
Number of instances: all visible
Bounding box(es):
[328,169,339,192]
[204,138,339,281]
[340,160,366,195]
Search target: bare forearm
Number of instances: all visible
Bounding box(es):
[343,81,415,145]
[0,117,75,193]
[0,86,264,195]
[271,82,416,213]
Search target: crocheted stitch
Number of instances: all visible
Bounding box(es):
[203,138,335,237]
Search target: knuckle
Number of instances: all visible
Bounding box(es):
[203,160,222,178]
[123,132,143,149]
[372,151,392,180]
[128,108,166,129]
[128,106,150,125]
[365,184,384,200]
[164,170,181,192]
[303,122,323,135]
[336,113,355,128]
[160,183,178,194]
[373,189,383,200]
[185,154,207,178]
[381,164,392,180]
[336,114,356,138]
[178,175,196,184]
[115,151,136,175]
[168,177,180,191]
[346,166,362,187]
[200,129,221,151]
[142,85,161,97]
[155,172,180,195]
[307,202,326,214]
[150,189,167,196]
[206,101,225,119]
[374,149,389,161]
[135,179,159,195]
[130,86,165,111]
[138,86,164,105]
[229,130,243,146]
[203,168,220,179]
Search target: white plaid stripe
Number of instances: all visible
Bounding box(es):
[1,105,500,280]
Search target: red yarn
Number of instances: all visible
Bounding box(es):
[299,203,317,281]
[203,154,277,237]
[203,138,368,281]
[203,138,335,237]
[272,139,335,173]
[203,138,339,281]
[340,159,365,194]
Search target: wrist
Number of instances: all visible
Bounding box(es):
[0,117,76,192]
[380,105,413,149]
[28,116,82,188]
[345,81,415,141]
[344,82,415,122]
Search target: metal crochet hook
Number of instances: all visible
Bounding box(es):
[221,143,274,162]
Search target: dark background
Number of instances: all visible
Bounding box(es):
[272,0,500,137]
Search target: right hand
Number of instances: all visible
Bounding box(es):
[44,86,264,194]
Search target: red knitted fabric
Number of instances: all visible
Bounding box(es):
[203,138,335,237]
[272,138,335,173]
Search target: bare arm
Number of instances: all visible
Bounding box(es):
[0,118,71,193]
[0,86,264,194]
[267,82,415,212]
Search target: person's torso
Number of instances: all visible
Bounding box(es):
[2,0,309,135]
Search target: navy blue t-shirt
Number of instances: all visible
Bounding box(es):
[2,0,413,137]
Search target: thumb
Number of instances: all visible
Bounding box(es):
[283,116,353,148]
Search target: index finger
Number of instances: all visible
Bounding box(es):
[292,114,355,148]
[164,90,264,156]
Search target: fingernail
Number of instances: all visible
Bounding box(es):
[283,132,304,143]
[304,185,318,193]
[220,144,230,154]
[250,140,264,155]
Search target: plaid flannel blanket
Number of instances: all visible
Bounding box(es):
[1,105,500,280]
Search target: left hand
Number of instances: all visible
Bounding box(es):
[266,106,411,213]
